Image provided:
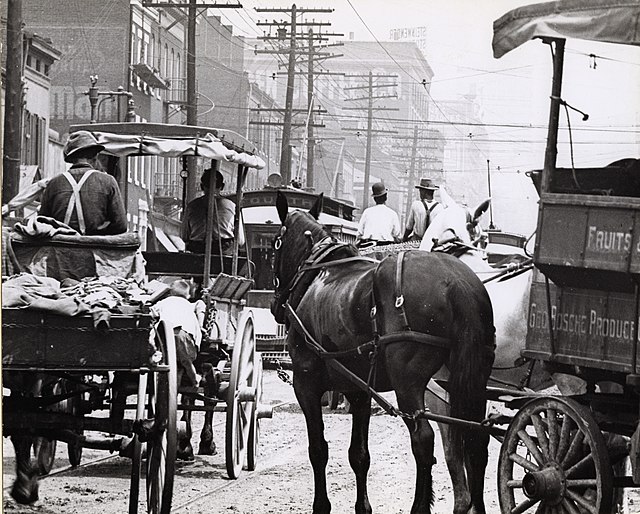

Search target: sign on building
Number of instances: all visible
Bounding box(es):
[389,26,427,51]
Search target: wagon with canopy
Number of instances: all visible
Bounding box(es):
[2,121,273,513]
[490,1,640,512]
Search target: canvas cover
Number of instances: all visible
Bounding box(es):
[493,0,640,58]
[87,131,265,169]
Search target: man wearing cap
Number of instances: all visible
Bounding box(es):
[402,177,444,242]
[356,182,401,245]
[181,163,244,255]
[39,130,127,235]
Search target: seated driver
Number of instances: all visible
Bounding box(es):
[181,163,244,255]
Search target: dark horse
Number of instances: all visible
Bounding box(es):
[271,192,496,514]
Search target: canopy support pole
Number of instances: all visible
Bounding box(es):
[203,160,220,287]
[232,164,246,277]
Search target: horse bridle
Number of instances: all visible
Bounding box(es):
[271,217,337,319]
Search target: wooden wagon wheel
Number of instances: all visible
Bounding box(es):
[145,320,177,514]
[498,396,613,514]
[225,310,257,479]
[246,351,264,471]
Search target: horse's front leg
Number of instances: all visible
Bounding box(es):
[11,435,39,504]
[294,371,331,514]
[344,391,372,514]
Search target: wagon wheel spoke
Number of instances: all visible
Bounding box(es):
[530,411,549,460]
[556,414,574,463]
[565,453,594,479]
[560,430,584,469]
[511,497,539,514]
[560,497,581,514]
[565,488,598,514]
[509,452,539,473]
[546,408,559,458]
[517,429,545,467]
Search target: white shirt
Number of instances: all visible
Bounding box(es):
[357,204,401,242]
[152,296,202,347]
[406,199,444,238]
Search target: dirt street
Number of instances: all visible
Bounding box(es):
[1,370,516,513]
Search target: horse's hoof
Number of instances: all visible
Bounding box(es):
[11,476,39,505]
[177,444,195,461]
[197,442,217,456]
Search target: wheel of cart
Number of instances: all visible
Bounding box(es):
[498,396,614,513]
[136,319,178,514]
[225,309,258,478]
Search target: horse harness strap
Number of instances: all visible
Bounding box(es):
[394,251,411,331]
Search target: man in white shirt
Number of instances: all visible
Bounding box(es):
[356,182,401,245]
[403,177,444,242]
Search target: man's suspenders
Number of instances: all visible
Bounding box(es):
[62,170,95,234]
[422,200,439,228]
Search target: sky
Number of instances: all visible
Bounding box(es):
[212,0,640,233]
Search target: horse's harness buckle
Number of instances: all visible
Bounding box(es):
[395,295,404,308]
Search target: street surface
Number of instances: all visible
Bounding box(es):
[3,369,506,514]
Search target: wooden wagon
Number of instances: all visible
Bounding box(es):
[491,1,640,512]
[2,122,274,513]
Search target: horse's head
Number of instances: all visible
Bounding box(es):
[419,193,491,252]
[270,191,329,323]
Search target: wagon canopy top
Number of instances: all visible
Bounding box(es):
[492,0,640,58]
[69,122,266,170]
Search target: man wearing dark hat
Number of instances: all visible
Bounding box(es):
[181,162,244,254]
[356,182,401,244]
[39,130,127,235]
[402,177,444,242]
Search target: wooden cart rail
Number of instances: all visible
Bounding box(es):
[2,309,156,371]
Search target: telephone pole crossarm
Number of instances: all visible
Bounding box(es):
[142,2,242,7]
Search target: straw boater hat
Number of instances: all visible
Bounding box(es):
[415,177,439,190]
[371,182,387,197]
[63,131,105,163]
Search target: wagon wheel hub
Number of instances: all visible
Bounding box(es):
[522,463,565,505]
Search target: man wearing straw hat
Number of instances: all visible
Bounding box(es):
[356,182,401,245]
[39,130,127,235]
[402,177,444,242]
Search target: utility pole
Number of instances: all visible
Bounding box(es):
[281,4,297,185]
[306,28,315,189]
[3,0,24,203]
[142,0,241,203]
[342,72,398,210]
[186,0,199,202]
[255,5,337,186]
[404,125,419,219]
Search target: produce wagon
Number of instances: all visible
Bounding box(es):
[2,121,273,513]
[491,1,640,512]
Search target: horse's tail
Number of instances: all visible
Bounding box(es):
[446,282,495,422]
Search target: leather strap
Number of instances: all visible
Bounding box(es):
[394,251,411,331]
